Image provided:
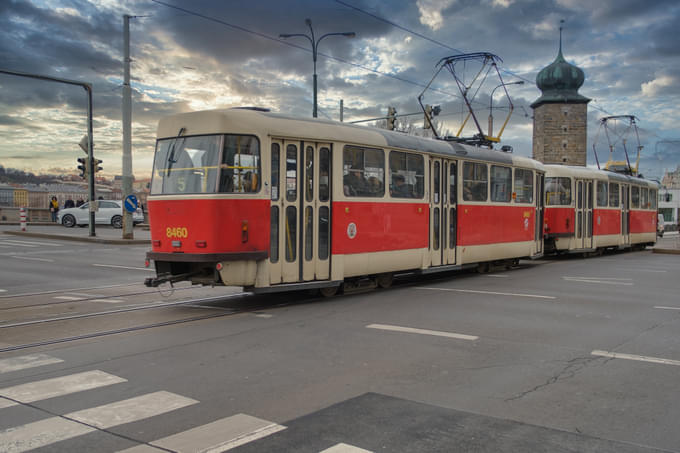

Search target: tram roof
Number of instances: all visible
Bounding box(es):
[156,108,543,170]
[544,164,659,187]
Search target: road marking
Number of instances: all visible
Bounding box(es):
[0,370,126,403]
[64,292,105,298]
[485,274,508,278]
[118,414,286,453]
[0,391,198,453]
[592,350,680,366]
[53,296,84,301]
[655,306,680,311]
[91,299,125,303]
[0,353,63,374]
[92,263,154,272]
[563,277,633,285]
[367,324,478,341]
[0,241,37,248]
[0,282,137,299]
[321,443,374,453]
[0,398,17,409]
[0,239,63,247]
[11,256,55,262]
[416,286,556,300]
[0,289,6,293]
[637,269,668,273]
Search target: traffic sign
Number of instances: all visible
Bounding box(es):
[124,194,138,213]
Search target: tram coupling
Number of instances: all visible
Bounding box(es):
[144,271,201,287]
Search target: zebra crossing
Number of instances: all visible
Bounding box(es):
[0,353,371,453]
[0,238,64,249]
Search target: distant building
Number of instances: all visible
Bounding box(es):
[531,35,590,166]
[661,165,680,189]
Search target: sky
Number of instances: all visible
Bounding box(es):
[1,0,679,181]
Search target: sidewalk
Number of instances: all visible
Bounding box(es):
[1,223,150,245]
[652,231,680,255]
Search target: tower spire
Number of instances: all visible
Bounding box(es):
[559,19,564,56]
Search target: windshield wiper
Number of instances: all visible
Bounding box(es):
[166,127,186,175]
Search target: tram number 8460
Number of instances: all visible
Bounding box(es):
[166,227,189,238]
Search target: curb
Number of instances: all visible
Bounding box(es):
[652,248,680,255]
[3,230,150,245]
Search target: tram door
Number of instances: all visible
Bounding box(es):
[430,159,443,266]
[269,139,331,285]
[575,179,593,250]
[621,184,630,245]
[444,161,458,265]
[535,173,544,254]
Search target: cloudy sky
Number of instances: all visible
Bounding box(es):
[1,0,679,180]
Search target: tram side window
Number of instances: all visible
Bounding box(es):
[271,144,280,201]
[609,183,620,207]
[513,169,534,203]
[343,145,384,197]
[650,189,657,209]
[462,162,488,202]
[596,181,608,207]
[490,165,511,202]
[641,188,649,209]
[631,186,640,208]
[389,151,424,198]
[219,135,261,193]
[545,177,571,205]
[151,134,221,195]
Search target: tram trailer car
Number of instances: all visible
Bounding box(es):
[544,164,659,254]
[145,108,546,295]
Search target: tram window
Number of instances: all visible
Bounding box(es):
[609,183,620,207]
[270,207,279,263]
[433,208,440,250]
[305,146,314,202]
[271,144,280,201]
[631,186,640,208]
[513,169,534,203]
[304,206,313,261]
[641,188,649,209]
[219,135,261,193]
[462,162,488,202]
[545,177,571,205]
[343,146,384,197]
[151,134,222,195]
[578,182,583,209]
[597,181,608,207]
[650,189,657,209]
[319,147,330,202]
[449,207,456,249]
[285,206,296,262]
[450,163,457,202]
[434,162,441,203]
[319,206,330,260]
[389,151,424,199]
[588,182,593,209]
[286,144,297,202]
[490,165,511,202]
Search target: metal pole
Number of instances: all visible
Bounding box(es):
[122,14,134,239]
[340,99,343,122]
[85,84,96,237]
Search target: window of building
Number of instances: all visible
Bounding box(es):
[596,181,608,207]
[514,169,533,203]
[545,177,571,206]
[389,151,424,198]
[609,183,620,207]
[463,162,488,202]
[343,145,384,197]
[490,165,512,202]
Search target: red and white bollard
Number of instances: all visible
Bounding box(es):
[20,206,27,231]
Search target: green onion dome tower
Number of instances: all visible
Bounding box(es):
[531,27,590,166]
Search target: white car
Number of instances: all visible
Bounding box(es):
[58,200,144,228]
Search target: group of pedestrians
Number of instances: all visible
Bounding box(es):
[48,196,85,222]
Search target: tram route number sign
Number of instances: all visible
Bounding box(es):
[124,194,138,213]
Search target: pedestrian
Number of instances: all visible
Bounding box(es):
[64,197,75,209]
[76,198,84,207]
[49,196,59,222]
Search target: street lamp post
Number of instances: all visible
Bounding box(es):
[280,19,354,118]
[488,80,524,137]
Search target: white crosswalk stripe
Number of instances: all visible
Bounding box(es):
[0,370,126,404]
[0,239,63,247]
[0,391,198,453]
[321,443,374,453]
[0,353,63,374]
[117,413,286,453]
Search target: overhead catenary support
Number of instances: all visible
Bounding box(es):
[122,14,134,239]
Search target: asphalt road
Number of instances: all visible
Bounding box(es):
[0,235,679,452]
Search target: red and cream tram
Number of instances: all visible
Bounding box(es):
[145,108,545,294]
[544,164,659,254]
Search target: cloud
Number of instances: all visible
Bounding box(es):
[641,75,677,97]
[416,0,456,31]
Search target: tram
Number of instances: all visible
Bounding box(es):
[544,164,659,254]
[144,108,546,295]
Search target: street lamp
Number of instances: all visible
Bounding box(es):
[280,19,355,118]
[488,80,524,138]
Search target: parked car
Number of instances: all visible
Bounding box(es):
[657,213,664,237]
[57,200,144,228]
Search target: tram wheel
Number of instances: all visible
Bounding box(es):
[319,285,340,298]
[477,263,490,274]
[376,273,393,289]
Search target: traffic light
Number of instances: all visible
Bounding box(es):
[387,107,397,131]
[77,157,90,179]
[93,158,103,173]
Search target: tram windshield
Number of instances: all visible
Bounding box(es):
[545,177,571,205]
[151,134,260,195]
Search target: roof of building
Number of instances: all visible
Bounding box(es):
[531,41,590,108]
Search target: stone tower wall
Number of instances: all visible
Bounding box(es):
[532,103,587,166]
